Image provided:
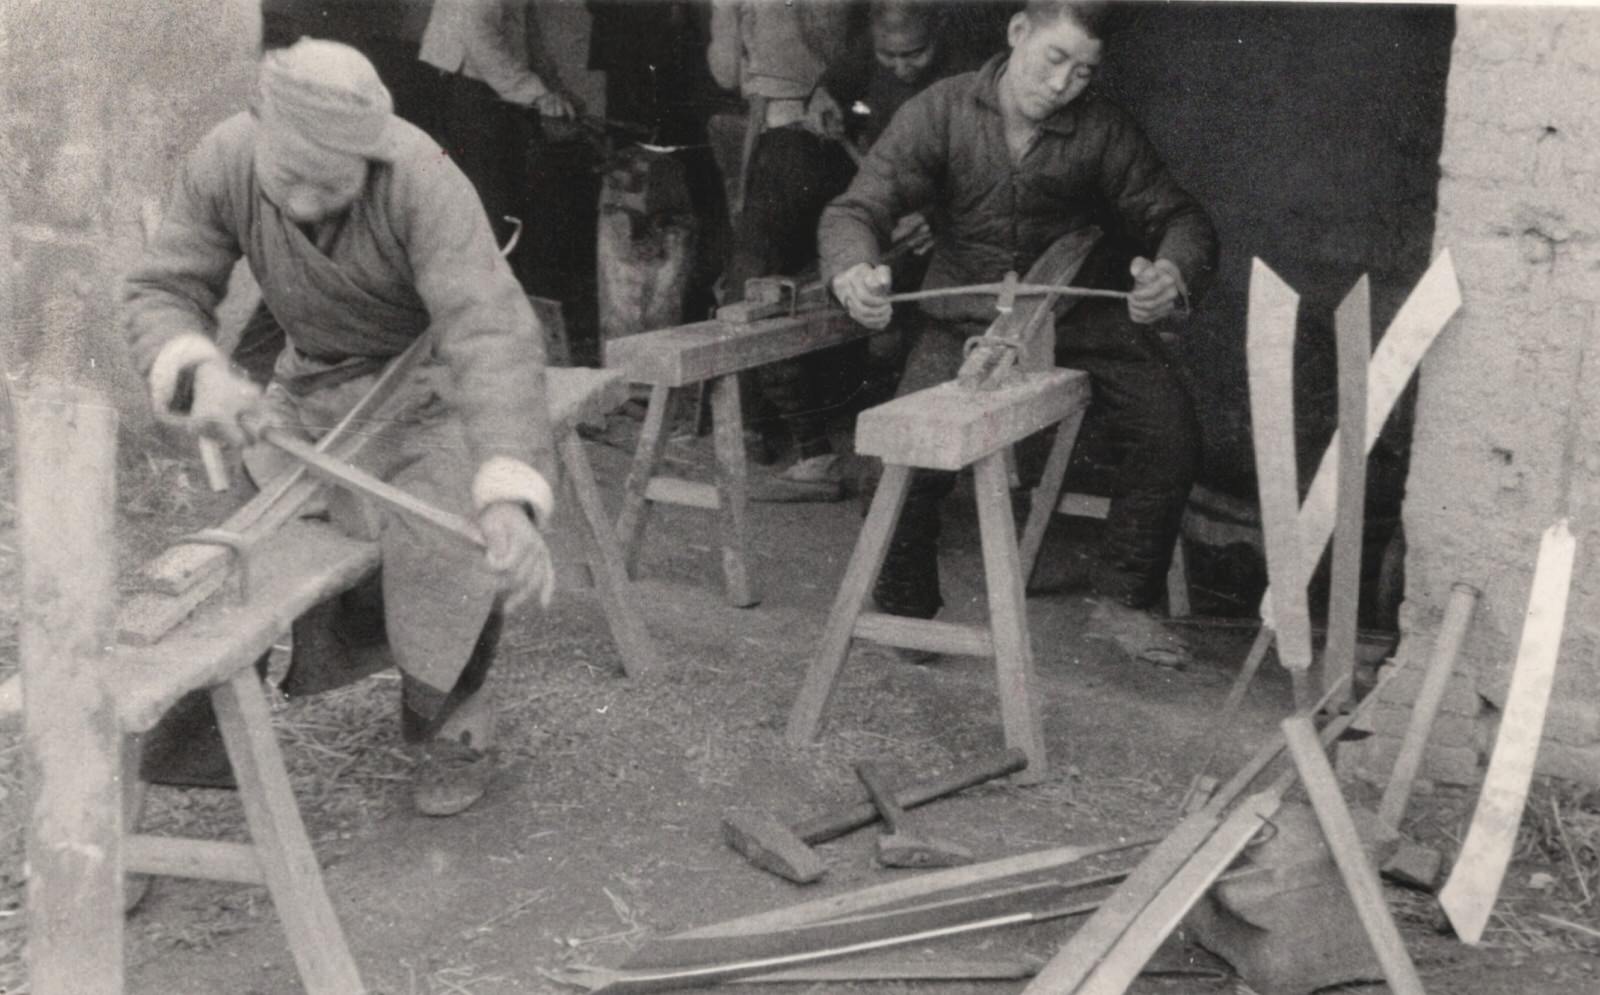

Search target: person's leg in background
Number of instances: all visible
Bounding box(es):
[730,125,859,500]
[429,72,530,260]
[1029,293,1201,660]
[868,317,975,644]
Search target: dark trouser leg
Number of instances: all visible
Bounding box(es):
[757,341,871,459]
[1055,300,1201,609]
[869,319,973,618]
[728,126,856,454]
[400,609,504,745]
[139,656,272,789]
[432,72,531,264]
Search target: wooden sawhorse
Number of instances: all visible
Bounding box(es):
[605,308,866,607]
[9,369,656,995]
[785,369,1093,785]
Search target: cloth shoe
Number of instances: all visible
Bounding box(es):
[1084,598,1190,667]
[749,453,847,503]
[412,737,495,817]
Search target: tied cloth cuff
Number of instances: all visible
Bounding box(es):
[472,457,555,530]
[148,334,226,413]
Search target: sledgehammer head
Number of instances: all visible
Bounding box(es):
[722,809,827,883]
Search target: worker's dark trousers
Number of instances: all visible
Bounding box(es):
[425,70,539,282]
[872,300,1201,618]
[725,125,857,457]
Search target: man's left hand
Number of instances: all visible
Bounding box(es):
[1127,257,1187,325]
[805,86,846,141]
[478,502,555,611]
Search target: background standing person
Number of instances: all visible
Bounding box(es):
[419,0,576,288]
[822,0,1218,656]
[125,39,558,817]
[707,0,864,501]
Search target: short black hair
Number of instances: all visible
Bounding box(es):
[1023,1,1116,41]
[871,0,943,35]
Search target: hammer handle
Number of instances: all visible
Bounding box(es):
[855,762,906,834]
[796,749,1027,844]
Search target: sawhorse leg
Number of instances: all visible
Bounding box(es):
[710,373,758,607]
[212,668,363,995]
[559,430,661,676]
[617,382,673,578]
[786,465,912,745]
[615,377,759,608]
[974,452,1047,783]
[1019,408,1086,583]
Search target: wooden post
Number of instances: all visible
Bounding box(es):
[15,386,124,995]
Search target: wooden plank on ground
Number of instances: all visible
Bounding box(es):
[16,386,125,995]
[1025,676,1365,994]
[1246,258,1314,705]
[605,311,864,388]
[1071,791,1283,995]
[677,836,1157,941]
[1261,250,1461,626]
[1440,519,1575,944]
[1283,715,1426,995]
[856,370,1092,471]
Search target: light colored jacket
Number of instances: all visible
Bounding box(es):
[706,0,826,101]
[420,0,549,105]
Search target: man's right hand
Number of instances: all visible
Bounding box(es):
[189,359,265,447]
[832,262,893,330]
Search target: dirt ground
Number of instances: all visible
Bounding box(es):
[2,410,1598,995]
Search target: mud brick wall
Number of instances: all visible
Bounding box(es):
[1,0,260,421]
[1341,8,1600,789]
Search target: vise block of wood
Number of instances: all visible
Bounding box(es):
[716,275,834,324]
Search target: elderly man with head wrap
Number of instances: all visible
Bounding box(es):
[124,39,557,817]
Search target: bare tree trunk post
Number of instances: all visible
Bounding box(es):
[15,386,124,995]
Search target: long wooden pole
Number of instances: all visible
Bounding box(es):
[1378,582,1479,829]
[1284,715,1426,994]
[15,386,125,995]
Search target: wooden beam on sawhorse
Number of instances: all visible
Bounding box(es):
[786,370,1093,784]
[606,309,868,608]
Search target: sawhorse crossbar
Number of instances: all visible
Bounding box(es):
[605,308,867,607]
[785,369,1093,784]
